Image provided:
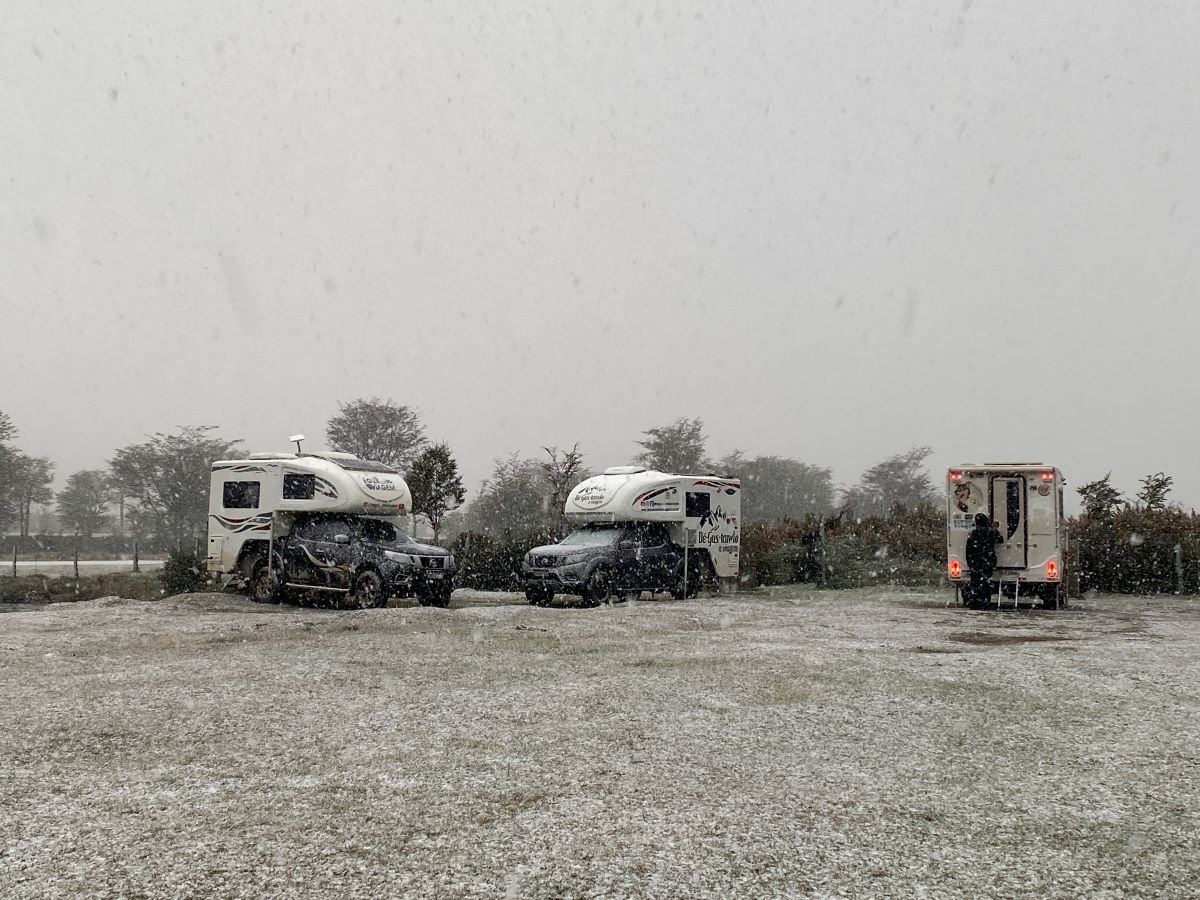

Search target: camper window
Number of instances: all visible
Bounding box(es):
[283,473,316,500]
[686,492,710,518]
[222,480,261,509]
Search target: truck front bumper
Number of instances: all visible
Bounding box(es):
[522,562,586,591]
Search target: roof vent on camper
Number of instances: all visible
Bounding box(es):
[602,466,646,476]
[248,452,298,460]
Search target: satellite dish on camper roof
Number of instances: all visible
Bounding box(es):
[289,434,306,454]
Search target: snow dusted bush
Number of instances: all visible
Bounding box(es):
[159,549,207,595]
[1074,507,1200,594]
[740,505,944,589]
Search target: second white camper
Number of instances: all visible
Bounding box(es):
[521,466,741,606]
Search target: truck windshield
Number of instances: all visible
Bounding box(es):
[559,526,622,547]
[360,520,415,545]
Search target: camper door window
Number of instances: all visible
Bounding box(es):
[223,480,261,509]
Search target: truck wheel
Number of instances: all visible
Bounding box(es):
[347,570,386,610]
[525,586,553,607]
[580,568,612,608]
[249,557,283,604]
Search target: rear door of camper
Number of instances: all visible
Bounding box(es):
[991,474,1027,569]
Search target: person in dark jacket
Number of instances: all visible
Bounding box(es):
[964,513,1003,608]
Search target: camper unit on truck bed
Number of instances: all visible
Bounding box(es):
[206,451,457,609]
[521,466,741,607]
[946,463,1067,608]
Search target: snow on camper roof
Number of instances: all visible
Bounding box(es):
[301,453,398,474]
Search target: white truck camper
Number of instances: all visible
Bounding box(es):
[521,466,742,606]
[946,463,1068,609]
[206,450,457,608]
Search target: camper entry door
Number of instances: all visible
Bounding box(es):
[992,476,1027,569]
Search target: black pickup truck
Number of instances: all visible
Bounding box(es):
[521,522,702,607]
[251,513,456,609]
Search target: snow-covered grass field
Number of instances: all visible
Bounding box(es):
[2,587,1197,899]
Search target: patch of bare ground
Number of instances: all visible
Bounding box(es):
[947,630,1075,646]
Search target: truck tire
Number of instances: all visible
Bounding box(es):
[248,556,283,604]
[346,570,386,610]
[525,585,554,607]
[580,568,612,608]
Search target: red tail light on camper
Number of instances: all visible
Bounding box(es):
[949,559,961,579]
[1047,560,1060,581]
[1041,471,1055,481]
[949,471,963,481]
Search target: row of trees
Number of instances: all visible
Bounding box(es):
[1,406,945,549]
[1072,471,1200,594]
[0,402,467,549]
[10,404,1200,595]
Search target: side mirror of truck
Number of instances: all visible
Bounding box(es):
[334,534,350,545]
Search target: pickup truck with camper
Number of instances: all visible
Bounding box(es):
[521,466,741,607]
[206,448,456,608]
[946,463,1067,608]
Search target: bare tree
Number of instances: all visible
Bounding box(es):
[540,444,589,529]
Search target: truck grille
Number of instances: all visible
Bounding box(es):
[534,555,556,568]
[421,556,444,569]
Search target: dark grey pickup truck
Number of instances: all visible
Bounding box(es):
[250,512,456,609]
[521,522,702,607]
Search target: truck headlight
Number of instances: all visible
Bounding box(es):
[384,551,418,566]
[446,554,455,569]
[563,552,588,566]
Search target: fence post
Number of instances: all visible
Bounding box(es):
[11,544,16,577]
[73,544,80,580]
[132,541,140,574]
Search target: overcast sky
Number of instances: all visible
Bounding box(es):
[4,1,1199,509]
